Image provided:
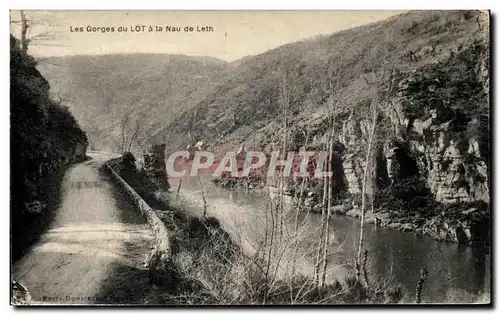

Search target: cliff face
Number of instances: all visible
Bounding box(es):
[308,38,490,245]
[408,116,489,204]
[333,38,490,209]
[339,108,490,206]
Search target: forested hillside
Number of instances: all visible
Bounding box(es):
[37,54,226,155]
[38,11,488,157]
[157,10,488,151]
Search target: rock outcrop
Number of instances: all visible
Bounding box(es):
[332,39,490,209]
[270,38,490,245]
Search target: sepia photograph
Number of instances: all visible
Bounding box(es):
[9,9,491,306]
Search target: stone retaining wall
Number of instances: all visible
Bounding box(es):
[105,162,171,260]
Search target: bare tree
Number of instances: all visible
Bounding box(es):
[11,10,62,56]
[355,66,398,286]
[290,82,316,277]
[199,178,208,218]
[119,109,132,153]
[321,115,336,287]
[127,113,148,152]
[20,10,28,56]
[127,121,141,152]
[315,60,352,287]
[277,66,291,241]
[355,89,378,282]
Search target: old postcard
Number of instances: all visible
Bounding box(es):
[10,10,491,305]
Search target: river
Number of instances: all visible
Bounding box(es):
[170,176,490,303]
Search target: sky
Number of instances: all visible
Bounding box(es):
[10,10,404,62]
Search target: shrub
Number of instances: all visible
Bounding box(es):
[402,38,488,133]
[122,151,137,167]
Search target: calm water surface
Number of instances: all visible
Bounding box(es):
[171,177,490,303]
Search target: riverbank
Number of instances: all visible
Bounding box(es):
[277,191,490,246]
[211,177,490,247]
[212,174,490,246]
[327,202,490,246]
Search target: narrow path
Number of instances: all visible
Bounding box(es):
[12,153,155,305]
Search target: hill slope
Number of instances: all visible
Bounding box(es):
[155,10,490,214]
[156,10,488,151]
[37,54,226,153]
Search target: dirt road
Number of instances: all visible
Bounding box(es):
[12,153,155,305]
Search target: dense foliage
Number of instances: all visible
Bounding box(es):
[412,40,489,158]
[402,38,489,122]
[11,35,88,258]
[401,38,490,164]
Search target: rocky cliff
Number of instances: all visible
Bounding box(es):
[331,38,490,208]
[301,38,490,245]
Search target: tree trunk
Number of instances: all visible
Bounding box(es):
[356,103,377,280]
[291,106,313,276]
[321,136,334,287]
[20,10,29,56]
[120,113,130,153]
[279,68,289,241]
[127,122,141,151]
